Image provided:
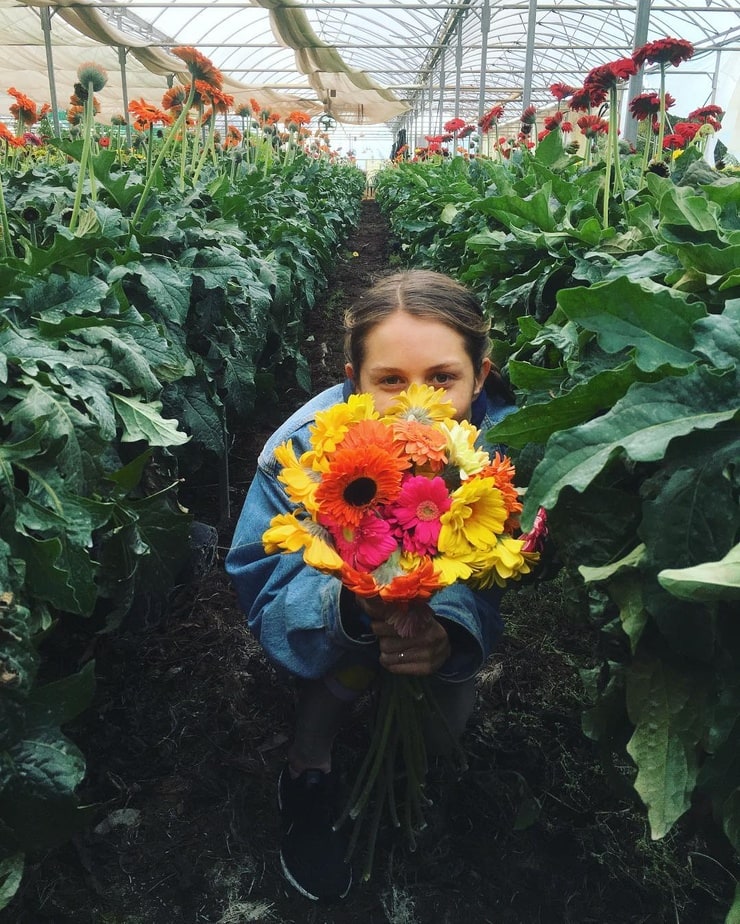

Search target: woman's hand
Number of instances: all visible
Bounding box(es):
[356,596,451,676]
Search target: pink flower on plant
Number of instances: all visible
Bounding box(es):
[386,475,451,557]
[329,513,398,571]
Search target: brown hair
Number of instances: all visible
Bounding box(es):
[344,269,513,402]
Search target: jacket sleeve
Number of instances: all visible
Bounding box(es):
[430,582,504,682]
[225,465,376,680]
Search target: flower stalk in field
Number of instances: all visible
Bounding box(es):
[131,46,222,225]
[629,90,675,185]
[584,58,637,228]
[632,37,694,164]
[69,63,107,232]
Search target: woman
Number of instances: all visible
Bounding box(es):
[226,269,516,902]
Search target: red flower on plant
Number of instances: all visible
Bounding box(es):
[633,37,694,68]
[443,116,466,134]
[98,136,110,148]
[584,59,637,94]
[688,104,724,123]
[674,121,701,143]
[550,82,578,102]
[662,133,685,150]
[543,112,563,131]
[569,87,596,112]
[478,104,504,133]
[561,120,573,133]
[577,114,609,138]
[628,91,675,120]
[520,104,537,125]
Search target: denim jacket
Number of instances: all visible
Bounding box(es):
[225,382,516,682]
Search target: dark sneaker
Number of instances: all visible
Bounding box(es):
[277,766,353,901]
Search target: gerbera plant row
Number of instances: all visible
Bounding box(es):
[374,36,739,924]
[0,45,368,911]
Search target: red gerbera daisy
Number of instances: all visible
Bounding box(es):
[633,37,694,68]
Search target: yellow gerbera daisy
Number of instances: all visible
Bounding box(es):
[262,512,343,571]
[438,477,508,556]
[440,420,489,480]
[465,536,536,588]
[309,394,378,463]
[274,440,321,513]
[383,383,455,424]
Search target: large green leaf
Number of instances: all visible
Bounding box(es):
[111,394,190,447]
[558,277,705,372]
[626,655,706,838]
[658,543,740,602]
[523,365,740,525]
[0,853,23,911]
[488,364,657,447]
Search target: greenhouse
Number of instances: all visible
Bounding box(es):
[1,2,739,923]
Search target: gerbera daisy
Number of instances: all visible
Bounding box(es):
[632,37,694,69]
[478,104,505,134]
[438,477,508,557]
[391,418,447,469]
[385,475,451,556]
[577,114,609,138]
[479,451,523,528]
[465,536,534,588]
[274,440,321,513]
[688,104,724,124]
[384,383,455,424]
[329,512,397,571]
[440,420,489,480]
[443,117,467,134]
[315,443,408,528]
[262,512,343,571]
[172,46,223,88]
[629,91,674,121]
[549,82,578,102]
[308,394,378,464]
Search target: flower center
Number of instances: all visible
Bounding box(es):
[416,500,439,522]
[343,477,377,507]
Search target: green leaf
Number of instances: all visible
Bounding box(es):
[111,394,190,447]
[0,853,24,911]
[489,364,657,448]
[27,661,96,727]
[626,656,705,838]
[523,365,740,526]
[22,271,108,323]
[658,543,740,602]
[558,278,705,371]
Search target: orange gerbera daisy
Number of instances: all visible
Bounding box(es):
[171,46,223,88]
[0,122,21,145]
[315,444,408,528]
[378,555,445,601]
[129,98,173,130]
[337,418,404,458]
[162,85,190,113]
[391,418,447,470]
[7,87,39,125]
[287,110,312,127]
[478,451,522,529]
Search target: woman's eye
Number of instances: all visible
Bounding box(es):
[431,373,453,385]
[380,376,403,386]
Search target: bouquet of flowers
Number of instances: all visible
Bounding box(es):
[262,384,539,876]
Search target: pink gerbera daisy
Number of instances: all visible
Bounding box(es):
[386,475,451,556]
[328,512,398,571]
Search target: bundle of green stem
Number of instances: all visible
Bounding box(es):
[335,673,468,882]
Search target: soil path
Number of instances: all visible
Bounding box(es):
[4,201,733,924]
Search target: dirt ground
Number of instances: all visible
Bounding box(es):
[4,201,737,924]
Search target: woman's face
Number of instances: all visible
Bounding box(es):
[345,310,491,420]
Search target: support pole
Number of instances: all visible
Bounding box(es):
[118,46,133,146]
[623,0,652,144]
[521,0,538,111]
[40,6,60,138]
[454,18,463,118]
[478,0,491,120]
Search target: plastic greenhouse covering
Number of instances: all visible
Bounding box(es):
[2,1,740,163]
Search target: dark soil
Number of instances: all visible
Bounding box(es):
[4,200,736,924]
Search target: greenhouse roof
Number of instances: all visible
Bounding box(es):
[3,0,740,149]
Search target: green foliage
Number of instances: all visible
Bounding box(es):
[0,148,365,907]
[376,149,740,919]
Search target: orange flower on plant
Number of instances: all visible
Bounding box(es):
[314,443,409,528]
[162,85,190,113]
[479,452,522,531]
[287,110,312,127]
[171,46,223,87]
[224,124,242,148]
[0,122,21,145]
[7,87,41,126]
[128,98,173,130]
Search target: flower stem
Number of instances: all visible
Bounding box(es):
[69,82,96,232]
[0,168,10,259]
